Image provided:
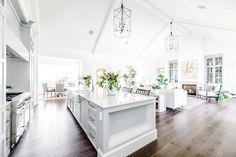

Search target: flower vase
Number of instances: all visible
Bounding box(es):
[107,88,116,96]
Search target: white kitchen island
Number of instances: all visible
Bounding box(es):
[67,88,157,157]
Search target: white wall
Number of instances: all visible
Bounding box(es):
[154,33,204,87]
[204,32,236,93]
[154,29,236,93]
[7,58,30,92]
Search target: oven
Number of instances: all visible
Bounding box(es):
[11,93,31,147]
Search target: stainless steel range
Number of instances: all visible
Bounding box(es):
[7,92,31,148]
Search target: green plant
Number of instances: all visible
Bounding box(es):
[6,85,13,90]
[219,91,235,100]
[78,75,92,88]
[122,66,137,88]
[106,72,120,90]
[153,75,168,89]
[97,72,120,90]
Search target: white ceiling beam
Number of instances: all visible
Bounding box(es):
[135,23,169,59]
[175,20,236,32]
[91,0,116,54]
[133,0,192,34]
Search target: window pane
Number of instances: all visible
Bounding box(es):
[215,58,219,65]
[219,57,222,65]
[169,63,173,69]
[219,78,222,84]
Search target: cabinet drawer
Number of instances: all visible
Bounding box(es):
[88,102,97,113]
[88,109,98,130]
[88,124,97,148]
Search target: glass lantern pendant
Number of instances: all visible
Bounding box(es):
[165,22,179,52]
[114,0,131,38]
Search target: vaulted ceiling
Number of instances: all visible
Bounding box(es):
[35,0,236,58]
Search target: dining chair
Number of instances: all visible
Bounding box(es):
[42,83,55,97]
[122,87,132,93]
[135,88,151,96]
[55,83,65,97]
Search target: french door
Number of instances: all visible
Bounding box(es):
[0,0,6,156]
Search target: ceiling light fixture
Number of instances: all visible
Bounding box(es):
[113,0,131,38]
[89,30,94,35]
[165,21,179,52]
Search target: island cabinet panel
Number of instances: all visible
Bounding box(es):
[80,97,88,133]
[66,89,157,157]
[73,97,80,122]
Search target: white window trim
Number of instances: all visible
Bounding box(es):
[169,60,178,83]
[205,54,223,85]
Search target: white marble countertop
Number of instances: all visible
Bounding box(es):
[71,90,155,109]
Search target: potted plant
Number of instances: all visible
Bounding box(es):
[122,66,137,88]
[106,72,120,95]
[97,72,120,96]
[78,75,93,90]
[219,91,235,101]
[153,75,168,89]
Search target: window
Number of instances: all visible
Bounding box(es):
[169,60,178,83]
[38,56,82,94]
[205,55,222,84]
[157,67,165,76]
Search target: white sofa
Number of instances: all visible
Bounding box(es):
[159,89,187,109]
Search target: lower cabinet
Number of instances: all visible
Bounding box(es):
[80,97,88,132]
[74,102,80,122]
[67,93,98,148]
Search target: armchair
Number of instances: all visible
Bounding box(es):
[197,84,222,102]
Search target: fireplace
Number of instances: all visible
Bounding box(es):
[182,84,197,95]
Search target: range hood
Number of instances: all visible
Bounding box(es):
[6,28,30,62]
[10,0,32,24]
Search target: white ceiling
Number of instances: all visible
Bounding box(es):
[36,0,236,58]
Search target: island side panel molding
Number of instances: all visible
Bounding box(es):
[100,101,156,154]
[97,130,157,157]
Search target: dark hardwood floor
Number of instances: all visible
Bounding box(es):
[10,97,236,157]
[9,99,96,157]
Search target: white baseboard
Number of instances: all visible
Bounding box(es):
[97,129,157,157]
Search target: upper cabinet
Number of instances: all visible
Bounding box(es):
[1,0,4,7]
[0,10,4,59]
[5,0,34,62]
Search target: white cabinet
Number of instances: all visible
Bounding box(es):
[67,92,83,126]
[67,91,157,157]
[159,89,187,109]
[80,97,88,132]
[73,97,80,122]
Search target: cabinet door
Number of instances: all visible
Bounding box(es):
[74,102,80,122]
[80,99,88,133]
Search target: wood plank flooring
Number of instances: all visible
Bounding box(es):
[10,97,236,157]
